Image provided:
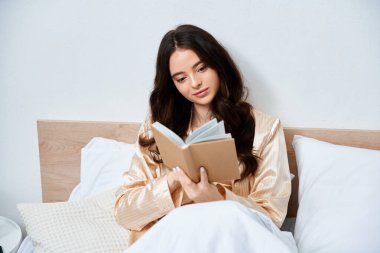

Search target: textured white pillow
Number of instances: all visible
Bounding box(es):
[78,137,135,198]
[17,189,129,253]
[18,137,135,252]
[293,135,380,253]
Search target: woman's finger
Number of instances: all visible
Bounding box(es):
[200,167,208,184]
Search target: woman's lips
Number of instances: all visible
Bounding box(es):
[193,88,209,98]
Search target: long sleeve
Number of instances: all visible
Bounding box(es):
[114,118,183,232]
[218,115,292,228]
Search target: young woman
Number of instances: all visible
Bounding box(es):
[115,24,297,252]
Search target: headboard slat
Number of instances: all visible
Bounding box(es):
[37,120,141,203]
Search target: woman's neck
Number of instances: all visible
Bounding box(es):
[191,105,214,131]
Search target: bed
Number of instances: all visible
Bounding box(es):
[16,120,380,253]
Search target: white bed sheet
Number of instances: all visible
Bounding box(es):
[17,185,297,253]
[125,201,298,253]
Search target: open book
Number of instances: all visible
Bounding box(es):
[151,119,240,182]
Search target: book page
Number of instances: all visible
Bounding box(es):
[188,133,232,145]
[152,122,185,147]
[187,120,228,144]
[186,119,218,144]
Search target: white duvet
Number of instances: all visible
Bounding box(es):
[125,200,298,253]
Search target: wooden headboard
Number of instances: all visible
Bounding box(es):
[37,120,380,217]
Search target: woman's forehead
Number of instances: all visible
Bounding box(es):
[169,49,201,74]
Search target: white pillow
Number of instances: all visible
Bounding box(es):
[17,189,129,253]
[18,137,136,252]
[76,137,135,199]
[293,135,380,253]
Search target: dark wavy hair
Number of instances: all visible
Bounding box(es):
[140,24,257,180]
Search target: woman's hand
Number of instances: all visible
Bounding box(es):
[176,166,225,203]
[167,170,181,193]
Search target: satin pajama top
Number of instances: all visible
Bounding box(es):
[114,109,292,245]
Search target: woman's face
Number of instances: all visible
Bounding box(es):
[169,48,220,110]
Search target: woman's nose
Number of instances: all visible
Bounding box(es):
[190,75,202,88]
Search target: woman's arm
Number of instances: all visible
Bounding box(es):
[114,119,183,231]
[217,119,292,228]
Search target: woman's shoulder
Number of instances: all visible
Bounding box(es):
[252,108,280,128]
[252,108,282,153]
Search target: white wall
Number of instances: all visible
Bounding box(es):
[1,0,379,233]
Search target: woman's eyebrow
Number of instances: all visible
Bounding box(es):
[171,61,203,78]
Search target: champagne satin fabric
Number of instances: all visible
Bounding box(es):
[114,109,292,245]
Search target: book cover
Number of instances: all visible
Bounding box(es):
[151,120,240,182]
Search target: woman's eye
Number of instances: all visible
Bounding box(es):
[177,77,186,83]
[198,65,207,72]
